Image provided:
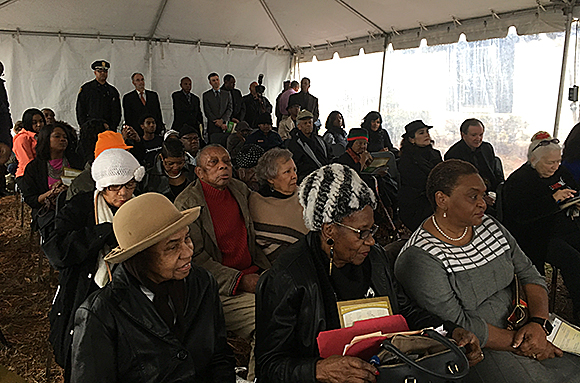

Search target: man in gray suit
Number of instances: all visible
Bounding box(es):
[202,73,233,145]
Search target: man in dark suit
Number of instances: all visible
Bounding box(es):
[288,77,319,121]
[122,73,164,137]
[76,60,122,129]
[202,73,232,145]
[221,74,245,123]
[171,77,203,135]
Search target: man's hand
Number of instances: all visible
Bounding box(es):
[315,355,378,383]
[512,322,563,360]
[239,273,260,294]
[232,118,240,124]
[122,125,140,142]
[451,327,483,366]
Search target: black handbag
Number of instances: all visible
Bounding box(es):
[376,329,469,383]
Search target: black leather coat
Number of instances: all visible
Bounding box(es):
[255,232,456,383]
[71,264,235,383]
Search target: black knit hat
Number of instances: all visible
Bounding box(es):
[298,164,376,231]
[233,144,265,169]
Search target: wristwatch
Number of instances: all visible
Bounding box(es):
[528,317,553,336]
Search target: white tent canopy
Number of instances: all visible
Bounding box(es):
[0,0,575,130]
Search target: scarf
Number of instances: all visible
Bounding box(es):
[123,261,187,342]
[93,190,115,287]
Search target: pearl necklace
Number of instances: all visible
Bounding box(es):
[431,216,469,241]
[165,170,183,179]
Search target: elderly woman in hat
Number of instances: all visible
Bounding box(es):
[249,148,308,262]
[255,164,482,383]
[70,193,235,382]
[398,120,442,231]
[42,148,145,379]
[335,128,373,173]
[503,131,580,322]
[233,143,265,191]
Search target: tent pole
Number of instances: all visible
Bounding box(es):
[378,37,388,111]
[554,9,574,138]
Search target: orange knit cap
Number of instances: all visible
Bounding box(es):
[94,131,133,159]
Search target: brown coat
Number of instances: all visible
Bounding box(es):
[174,178,271,296]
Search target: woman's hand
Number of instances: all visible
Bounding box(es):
[38,181,68,204]
[552,188,576,202]
[512,322,563,360]
[315,355,378,383]
[360,151,373,169]
[451,328,484,366]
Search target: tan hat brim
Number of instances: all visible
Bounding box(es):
[104,206,201,264]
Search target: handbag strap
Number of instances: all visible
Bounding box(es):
[380,329,469,380]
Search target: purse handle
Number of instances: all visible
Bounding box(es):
[379,329,469,380]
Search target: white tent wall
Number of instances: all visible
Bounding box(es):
[0,34,291,130]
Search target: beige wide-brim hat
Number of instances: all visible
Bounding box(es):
[104,193,201,264]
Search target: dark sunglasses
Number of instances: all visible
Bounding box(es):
[531,138,559,152]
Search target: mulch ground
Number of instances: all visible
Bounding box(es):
[0,194,575,382]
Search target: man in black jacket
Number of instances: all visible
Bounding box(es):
[221,74,245,123]
[444,118,504,194]
[122,73,165,136]
[171,77,203,135]
[76,60,121,129]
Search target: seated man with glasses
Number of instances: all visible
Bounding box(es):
[255,164,482,383]
[42,148,145,380]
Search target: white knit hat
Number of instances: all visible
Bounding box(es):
[91,148,145,191]
[298,164,376,231]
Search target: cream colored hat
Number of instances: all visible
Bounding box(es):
[104,193,201,264]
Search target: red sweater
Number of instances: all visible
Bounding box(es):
[201,181,257,281]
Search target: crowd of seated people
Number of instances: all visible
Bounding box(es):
[4,57,580,382]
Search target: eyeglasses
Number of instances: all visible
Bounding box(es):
[106,180,138,192]
[531,138,559,152]
[334,222,379,240]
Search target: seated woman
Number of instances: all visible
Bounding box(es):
[13,108,45,179]
[255,163,482,383]
[42,148,145,379]
[335,128,373,173]
[322,111,348,157]
[563,122,580,184]
[398,120,442,231]
[19,122,82,221]
[503,131,580,321]
[71,193,235,382]
[249,148,308,262]
[141,138,196,202]
[361,111,398,156]
[395,159,580,383]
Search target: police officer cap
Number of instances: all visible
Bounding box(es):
[91,60,111,70]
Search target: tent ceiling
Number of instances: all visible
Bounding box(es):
[0,0,572,55]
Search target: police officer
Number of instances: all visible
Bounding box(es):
[76,60,122,129]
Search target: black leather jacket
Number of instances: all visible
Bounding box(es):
[255,232,456,383]
[71,264,235,383]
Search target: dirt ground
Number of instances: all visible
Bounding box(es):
[0,194,575,382]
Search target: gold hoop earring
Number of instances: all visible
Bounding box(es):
[327,238,334,275]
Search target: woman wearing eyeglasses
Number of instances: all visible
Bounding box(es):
[255,164,482,383]
[503,131,580,323]
[141,138,196,202]
[42,148,145,382]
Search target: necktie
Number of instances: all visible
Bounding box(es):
[187,93,191,104]
[140,92,146,106]
[214,90,219,101]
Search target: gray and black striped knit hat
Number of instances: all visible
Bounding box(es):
[298,164,376,231]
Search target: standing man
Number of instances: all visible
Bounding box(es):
[202,73,232,145]
[171,77,203,135]
[221,74,245,123]
[41,108,56,125]
[288,77,319,122]
[274,80,290,125]
[0,61,13,196]
[242,82,273,129]
[277,80,298,123]
[122,73,164,137]
[76,60,122,130]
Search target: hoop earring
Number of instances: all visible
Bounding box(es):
[327,238,335,275]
